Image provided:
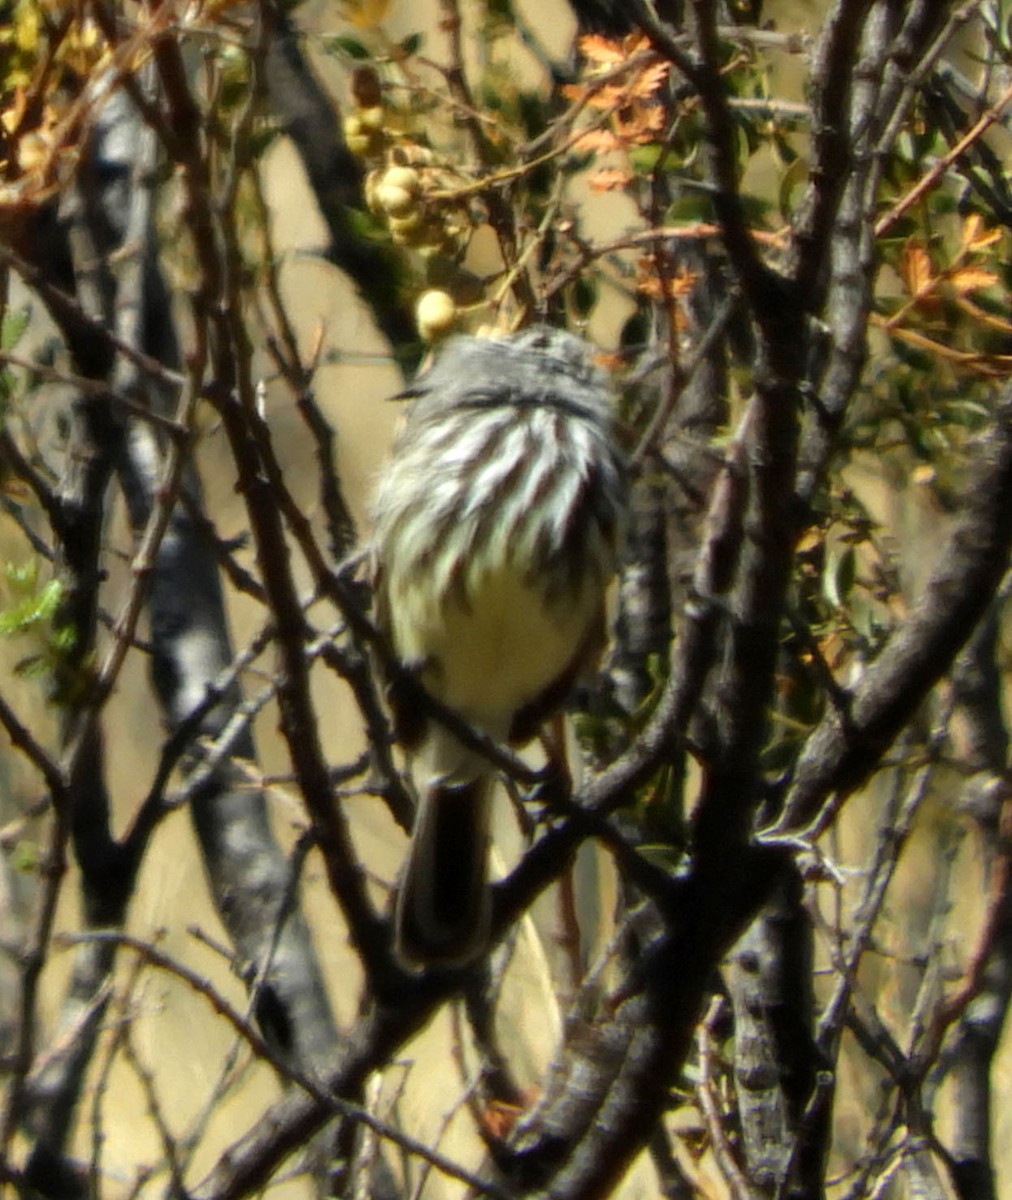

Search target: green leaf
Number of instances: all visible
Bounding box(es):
[5,560,37,591]
[32,579,63,622]
[941,399,990,427]
[345,206,388,240]
[628,143,664,174]
[0,576,63,635]
[51,625,76,652]
[11,839,39,873]
[321,34,371,60]
[0,602,35,636]
[619,308,651,352]
[772,131,799,167]
[778,157,807,222]
[663,190,714,224]
[637,843,684,871]
[399,31,423,56]
[569,275,597,321]
[516,91,547,141]
[1,306,30,351]
[13,653,47,678]
[823,545,855,610]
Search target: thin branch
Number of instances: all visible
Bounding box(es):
[775,386,1012,836]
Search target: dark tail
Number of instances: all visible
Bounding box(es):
[394,778,491,968]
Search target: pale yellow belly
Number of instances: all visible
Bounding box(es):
[387,558,599,739]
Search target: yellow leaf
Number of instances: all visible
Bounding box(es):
[961,212,983,249]
[796,528,823,554]
[966,221,1002,253]
[13,4,39,54]
[338,0,389,30]
[959,212,1002,253]
[16,131,51,173]
[1,88,28,136]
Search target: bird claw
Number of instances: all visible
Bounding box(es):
[526,760,572,820]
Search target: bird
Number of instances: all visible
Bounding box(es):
[371,325,626,968]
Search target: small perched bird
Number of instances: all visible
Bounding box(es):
[371,327,626,968]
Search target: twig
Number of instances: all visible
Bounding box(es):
[54,931,513,1200]
[875,80,1012,238]
[695,996,757,1200]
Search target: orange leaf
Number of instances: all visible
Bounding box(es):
[949,265,1000,295]
[582,84,628,110]
[578,33,627,65]
[615,102,665,142]
[564,82,627,110]
[899,240,934,296]
[629,61,670,99]
[479,1087,541,1139]
[573,128,622,154]
[589,167,632,192]
[481,1102,520,1140]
